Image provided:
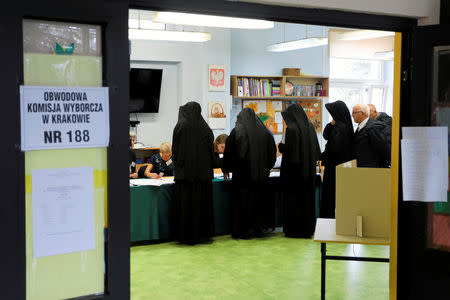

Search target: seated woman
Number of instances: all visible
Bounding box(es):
[129,133,138,179]
[213,133,228,168]
[138,142,174,178]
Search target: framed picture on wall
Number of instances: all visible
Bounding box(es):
[208,101,226,129]
[208,64,226,91]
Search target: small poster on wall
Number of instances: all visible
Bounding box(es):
[208,65,226,91]
[208,101,226,129]
[32,166,95,257]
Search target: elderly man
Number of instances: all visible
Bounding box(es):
[352,104,389,168]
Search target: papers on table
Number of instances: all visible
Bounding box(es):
[130,171,280,186]
[269,171,280,177]
[130,177,174,186]
[213,172,232,180]
[401,127,448,202]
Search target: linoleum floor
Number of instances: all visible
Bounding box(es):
[131,232,389,299]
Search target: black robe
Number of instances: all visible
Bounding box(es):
[320,100,354,218]
[353,118,389,168]
[223,108,276,239]
[279,104,320,238]
[375,112,392,165]
[172,101,215,244]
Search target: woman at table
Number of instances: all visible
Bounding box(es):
[223,108,276,239]
[138,142,174,179]
[213,133,228,169]
[279,104,320,238]
[172,101,215,245]
[129,133,138,179]
[320,100,354,218]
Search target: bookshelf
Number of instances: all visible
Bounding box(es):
[230,75,329,99]
[230,74,328,134]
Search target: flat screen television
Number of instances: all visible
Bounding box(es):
[129,68,163,113]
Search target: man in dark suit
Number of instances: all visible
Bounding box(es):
[352,104,389,168]
[368,104,392,165]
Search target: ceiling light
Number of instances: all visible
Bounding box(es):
[128,19,165,30]
[267,25,327,52]
[337,30,395,41]
[129,29,211,42]
[153,12,274,29]
[374,50,394,60]
[267,38,328,52]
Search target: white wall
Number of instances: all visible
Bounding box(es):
[130,27,231,146]
[130,62,180,147]
[231,23,328,76]
[236,0,440,24]
[230,22,329,149]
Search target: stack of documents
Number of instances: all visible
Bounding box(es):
[130,177,174,187]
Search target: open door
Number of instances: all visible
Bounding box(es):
[397,24,450,300]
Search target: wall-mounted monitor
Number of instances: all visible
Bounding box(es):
[129,68,163,113]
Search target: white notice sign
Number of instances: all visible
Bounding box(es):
[32,167,95,257]
[20,86,109,151]
[401,126,448,202]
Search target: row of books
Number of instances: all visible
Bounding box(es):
[237,78,281,97]
[291,85,324,97]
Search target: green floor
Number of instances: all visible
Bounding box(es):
[131,233,389,299]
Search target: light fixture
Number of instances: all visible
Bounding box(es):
[337,30,395,41]
[153,12,274,29]
[267,25,327,52]
[129,9,165,30]
[374,50,394,60]
[128,10,211,42]
[128,19,165,30]
[129,29,211,42]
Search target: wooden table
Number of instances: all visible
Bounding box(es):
[313,218,390,300]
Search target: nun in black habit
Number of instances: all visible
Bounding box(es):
[320,100,354,218]
[279,104,320,238]
[172,101,215,244]
[222,108,276,239]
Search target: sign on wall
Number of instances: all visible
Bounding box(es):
[32,166,95,257]
[208,101,226,129]
[20,86,109,150]
[208,64,226,91]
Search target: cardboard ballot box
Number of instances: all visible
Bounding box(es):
[335,160,391,238]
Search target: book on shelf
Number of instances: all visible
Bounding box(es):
[238,86,243,97]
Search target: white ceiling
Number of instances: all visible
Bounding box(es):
[230,0,440,23]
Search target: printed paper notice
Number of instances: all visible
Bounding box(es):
[243,100,266,114]
[272,101,282,111]
[20,86,110,151]
[32,166,95,257]
[401,139,448,202]
[274,112,283,123]
[402,126,447,140]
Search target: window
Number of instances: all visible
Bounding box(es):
[330,58,382,81]
[329,58,392,125]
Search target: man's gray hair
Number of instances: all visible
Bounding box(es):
[359,104,370,116]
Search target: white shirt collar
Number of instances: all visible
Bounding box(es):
[358,117,369,131]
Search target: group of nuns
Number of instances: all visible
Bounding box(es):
[171,100,352,245]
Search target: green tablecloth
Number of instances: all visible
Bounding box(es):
[130,183,174,242]
[130,177,319,242]
[130,179,232,242]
